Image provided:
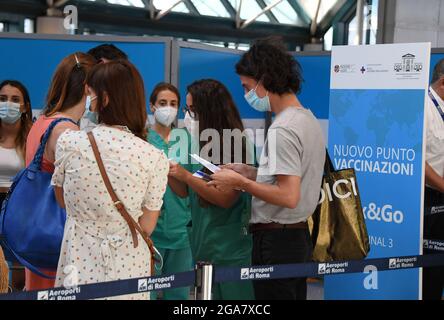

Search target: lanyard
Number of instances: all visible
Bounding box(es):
[429,89,444,122]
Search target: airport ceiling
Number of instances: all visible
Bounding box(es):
[0,0,357,46]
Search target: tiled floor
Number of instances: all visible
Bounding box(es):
[307,278,324,300]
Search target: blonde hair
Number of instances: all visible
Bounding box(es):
[0,247,8,293]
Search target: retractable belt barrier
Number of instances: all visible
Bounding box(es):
[1,240,443,300]
[0,270,196,301]
[215,252,444,284]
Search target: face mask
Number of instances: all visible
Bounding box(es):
[244,83,271,112]
[84,95,98,124]
[0,101,22,124]
[184,112,199,139]
[154,106,177,127]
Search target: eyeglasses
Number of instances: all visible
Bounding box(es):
[183,105,196,119]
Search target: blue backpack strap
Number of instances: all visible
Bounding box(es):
[29,117,78,171]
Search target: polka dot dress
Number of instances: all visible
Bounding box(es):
[51,126,169,300]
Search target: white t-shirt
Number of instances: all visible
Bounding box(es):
[425,87,444,180]
[0,146,23,188]
[251,107,326,224]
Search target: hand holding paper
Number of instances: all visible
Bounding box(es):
[208,169,246,192]
[168,160,191,182]
[190,154,221,173]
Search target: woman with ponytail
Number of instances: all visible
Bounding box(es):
[24,52,96,290]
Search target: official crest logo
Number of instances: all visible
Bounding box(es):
[394,54,423,73]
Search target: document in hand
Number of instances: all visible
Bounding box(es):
[192,170,213,181]
[190,154,221,173]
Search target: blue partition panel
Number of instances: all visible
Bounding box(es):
[296,55,331,121]
[178,47,264,120]
[0,37,166,111]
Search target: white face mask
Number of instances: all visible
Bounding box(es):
[184,112,199,139]
[154,106,177,127]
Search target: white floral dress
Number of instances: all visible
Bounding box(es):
[51,126,169,300]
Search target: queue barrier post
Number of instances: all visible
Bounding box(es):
[194,261,213,301]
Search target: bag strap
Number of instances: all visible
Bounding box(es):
[30,117,78,171]
[429,90,444,122]
[324,149,334,174]
[86,132,157,274]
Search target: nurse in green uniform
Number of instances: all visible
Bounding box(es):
[148,83,193,300]
[168,79,255,300]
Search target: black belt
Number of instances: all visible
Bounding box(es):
[249,222,308,233]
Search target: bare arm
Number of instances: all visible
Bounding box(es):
[45,121,79,163]
[169,162,240,209]
[242,175,300,209]
[210,169,301,209]
[221,163,258,181]
[168,176,188,198]
[187,174,240,209]
[54,186,65,209]
[138,208,160,237]
[425,162,444,193]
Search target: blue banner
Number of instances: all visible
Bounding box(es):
[325,43,431,300]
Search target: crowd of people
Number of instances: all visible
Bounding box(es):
[0,38,443,301]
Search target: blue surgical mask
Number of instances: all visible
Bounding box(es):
[84,95,98,124]
[0,101,22,124]
[244,83,271,112]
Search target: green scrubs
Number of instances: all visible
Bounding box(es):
[148,128,193,300]
[187,171,254,300]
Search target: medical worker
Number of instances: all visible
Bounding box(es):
[148,83,193,300]
[168,79,255,300]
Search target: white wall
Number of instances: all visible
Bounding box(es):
[382,0,444,46]
[36,17,68,35]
